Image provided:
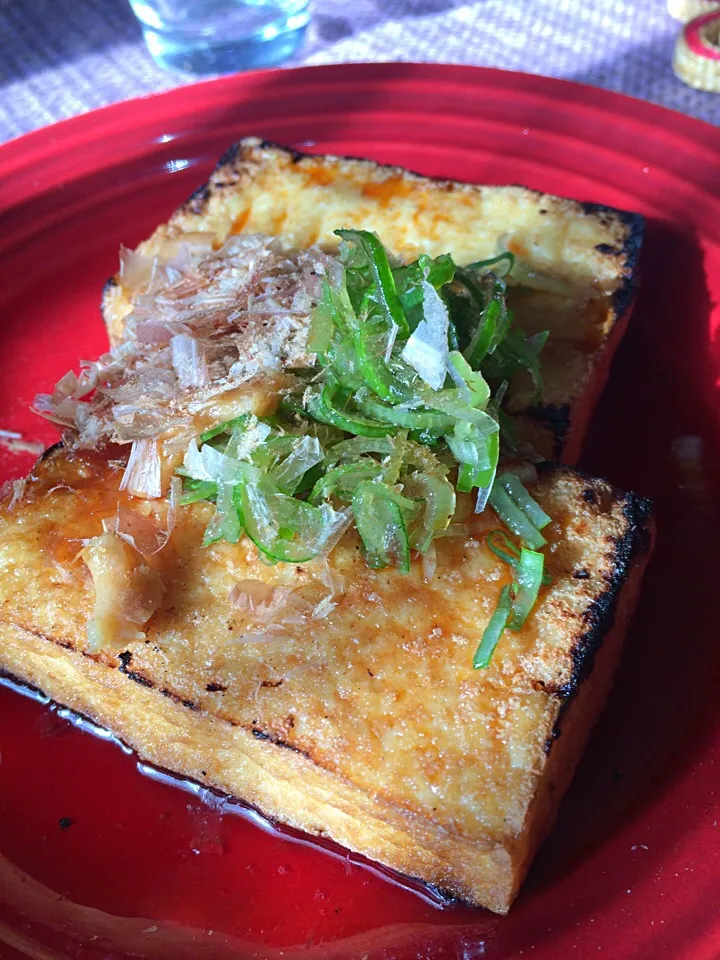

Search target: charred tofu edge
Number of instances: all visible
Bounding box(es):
[536,463,653,706]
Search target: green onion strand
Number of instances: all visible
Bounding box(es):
[474,585,513,669]
[496,473,552,530]
[508,547,545,630]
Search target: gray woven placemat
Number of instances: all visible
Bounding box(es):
[0,0,718,144]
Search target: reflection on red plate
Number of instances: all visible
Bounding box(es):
[0,63,720,960]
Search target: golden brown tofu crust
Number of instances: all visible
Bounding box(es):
[0,446,653,912]
[101,138,644,462]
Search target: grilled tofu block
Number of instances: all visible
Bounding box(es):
[102,138,643,462]
[0,447,653,913]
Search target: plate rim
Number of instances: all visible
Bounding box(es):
[2,61,719,167]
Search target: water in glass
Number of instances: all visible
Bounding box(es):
[127,0,310,74]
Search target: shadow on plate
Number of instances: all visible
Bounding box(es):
[523,217,720,917]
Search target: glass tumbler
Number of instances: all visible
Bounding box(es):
[127,0,310,75]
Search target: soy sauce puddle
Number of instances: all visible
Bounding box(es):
[0,670,451,911]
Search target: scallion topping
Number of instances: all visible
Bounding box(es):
[486,529,552,586]
[496,472,551,530]
[174,228,553,662]
[487,484,547,550]
[473,585,513,668]
[352,480,416,573]
[474,538,548,668]
[508,547,545,630]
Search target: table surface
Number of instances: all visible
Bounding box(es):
[0,0,718,145]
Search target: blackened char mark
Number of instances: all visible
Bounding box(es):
[117,651,154,689]
[579,200,644,323]
[161,688,199,711]
[39,441,64,463]
[543,728,561,755]
[184,180,213,216]
[548,491,653,745]
[526,402,572,460]
[251,726,311,761]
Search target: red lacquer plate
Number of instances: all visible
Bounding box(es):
[1,63,720,960]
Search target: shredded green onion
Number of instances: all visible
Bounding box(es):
[309,461,383,504]
[474,585,513,669]
[486,529,552,586]
[352,480,415,572]
[474,535,548,667]
[270,436,324,495]
[484,328,548,398]
[487,484,547,550]
[240,478,347,563]
[335,229,409,338]
[324,436,395,465]
[173,227,553,662]
[202,481,243,547]
[307,286,336,354]
[508,547,545,630]
[305,381,394,438]
[496,473,552,531]
[466,252,516,278]
[404,471,456,553]
[357,395,457,432]
[180,478,217,505]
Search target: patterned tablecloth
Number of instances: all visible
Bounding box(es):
[0,0,718,143]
